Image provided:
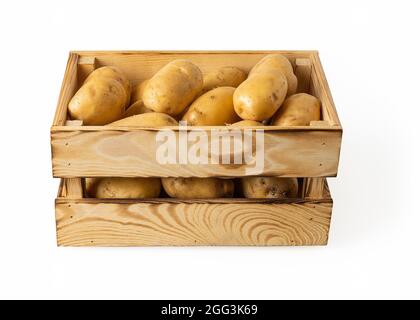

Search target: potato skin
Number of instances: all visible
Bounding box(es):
[249,54,297,96]
[202,66,247,92]
[85,66,131,107]
[182,87,240,125]
[86,177,161,199]
[68,78,126,125]
[230,120,263,127]
[240,177,298,199]
[123,100,154,118]
[271,93,321,126]
[130,79,149,104]
[108,113,178,127]
[142,60,203,116]
[233,71,287,121]
[162,177,234,199]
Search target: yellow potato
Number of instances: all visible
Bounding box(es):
[108,113,178,127]
[123,100,154,118]
[68,78,126,125]
[142,60,203,116]
[249,54,297,96]
[240,177,298,199]
[202,66,247,92]
[233,71,287,121]
[130,79,149,104]
[86,177,161,199]
[162,177,234,199]
[85,66,131,107]
[182,87,240,125]
[272,93,321,126]
[230,120,263,127]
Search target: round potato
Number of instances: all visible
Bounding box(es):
[272,93,321,126]
[142,60,203,116]
[202,66,247,92]
[85,66,131,107]
[249,54,297,96]
[233,71,287,121]
[182,87,240,125]
[108,113,178,127]
[162,177,234,199]
[123,100,154,118]
[240,177,298,199]
[130,79,149,104]
[68,78,126,125]
[86,177,161,199]
[230,120,263,127]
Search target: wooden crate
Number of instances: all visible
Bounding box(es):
[51,50,341,246]
[51,51,342,178]
[55,178,333,246]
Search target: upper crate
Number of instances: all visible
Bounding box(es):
[50,51,342,178]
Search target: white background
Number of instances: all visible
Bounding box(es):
[0,0,419,299]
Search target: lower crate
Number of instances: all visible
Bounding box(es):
[55,179,333,246]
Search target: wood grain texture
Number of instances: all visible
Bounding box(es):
[295,58,311,93]
[304,178,325,199]
[55,199,332,246]
[77,56,97,87]
[51,129,342,178]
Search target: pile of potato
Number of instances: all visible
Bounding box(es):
[69,54,321,200]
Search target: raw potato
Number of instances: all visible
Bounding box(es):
[86,177,161,199]
[240,177,298,199]
[68,78,127,125]
[271,93,321,126]
[85,66,132,107]
[108,113,178,127]
[202,66,247,92]
[123,100,154,118]
[249,54,297,96]
[230,120,263,127]
[233,71,288,121]
[130,79,149,104]
[182,87,240,125]
[162,177,234,199]
[142,60,203,116]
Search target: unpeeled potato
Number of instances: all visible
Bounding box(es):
[86,177,161,199]
[162,177,234,199]
[240,177,299,199]
[108,113,178,127]
[233,71,288,121]
[142,60,203,116]
[68,77,127,125]
[182,87,240,125]
[271,93,321,126]
[130,79,149,104]
[249,54,297,96]
[202,66,247,93]
[123,100,154,118]
[230,120,264,127]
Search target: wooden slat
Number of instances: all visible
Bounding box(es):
[55,199,332,246]
[295,58,311,93]
[77,56,97,86]
[52,53,78,126]
[304,178,325,199]
[51,129,342,178]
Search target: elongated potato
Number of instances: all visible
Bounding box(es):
[123,100,154,118]
[108,113,178,127]
[230,120,263,127]
[202,66,247,92]
[130,79,149,104]
[68,78,126,125]
[85,66,131,107]
[249,54,297,96]
[86,177,161,199]
[240,177,298,199]
[142,60,203,116]
[182,87,240,125]
[162,177,234,199]
[233,71,287,121]
[272,93,321,126]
